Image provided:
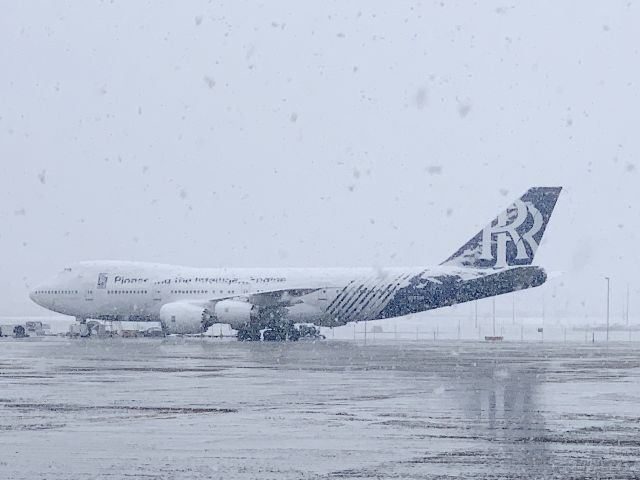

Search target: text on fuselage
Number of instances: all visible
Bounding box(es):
[114,276,149,284]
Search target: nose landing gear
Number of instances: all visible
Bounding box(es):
[66,317,92,337]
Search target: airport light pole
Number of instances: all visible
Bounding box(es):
[474,301,478,329]
[364,320,367,346]
[605,277,610,343]
[626,283,630,326]
[492,297,496,336]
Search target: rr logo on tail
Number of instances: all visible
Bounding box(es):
[480,200,543,268]
[441,186,562,269]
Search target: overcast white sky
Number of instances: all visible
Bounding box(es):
[1,1,638,319]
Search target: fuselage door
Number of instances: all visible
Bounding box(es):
[85,289,94,301]
[153,289,162,302]
[318,289,328,303]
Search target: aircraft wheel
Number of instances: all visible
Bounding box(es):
[237,327,261,341]
[237,329,252,341]
[262,329,276,341]
[263,329,286,341]
[287,328,300,342]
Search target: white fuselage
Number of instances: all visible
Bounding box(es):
[29,261,432,322]
[30,260,547,333]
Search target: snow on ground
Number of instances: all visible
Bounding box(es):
[1,337,639,479]
[5,311,639,342]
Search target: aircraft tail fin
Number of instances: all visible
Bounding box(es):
[441,187,562,269]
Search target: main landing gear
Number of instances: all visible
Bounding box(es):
[263,323,300,342]
[236,322,324,342]
[236,322,300,342]
[236,325,261,342]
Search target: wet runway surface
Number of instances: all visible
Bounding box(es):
[1,338,639,479]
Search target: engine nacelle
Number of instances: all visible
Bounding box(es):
[213,300,257,329]
[159,302,207,334]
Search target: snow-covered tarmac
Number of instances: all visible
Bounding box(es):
[1,338,639,479]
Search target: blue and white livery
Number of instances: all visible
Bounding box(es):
[30,187,562,340]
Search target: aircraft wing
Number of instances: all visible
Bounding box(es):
[181,288,320,310]
[243,288,319,307]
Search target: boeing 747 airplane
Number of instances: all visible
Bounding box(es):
[30,187,562,340]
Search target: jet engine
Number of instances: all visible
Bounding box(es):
[159,302,209,334]
[213,300,257,329]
